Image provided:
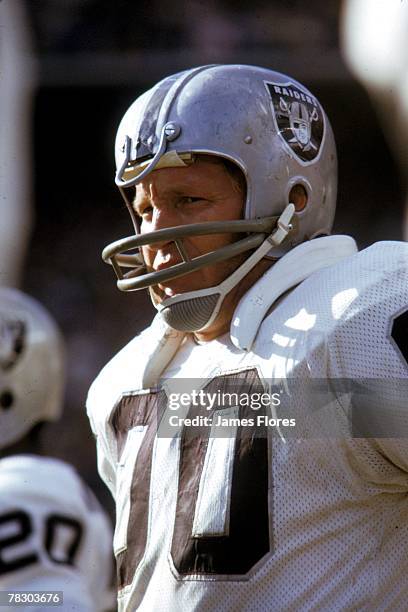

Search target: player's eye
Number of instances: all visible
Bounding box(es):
[181,196,203,205]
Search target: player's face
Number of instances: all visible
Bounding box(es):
[133,157,264,340]
[134,157,244,298]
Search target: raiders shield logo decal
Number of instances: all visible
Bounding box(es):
[265,81,325,164]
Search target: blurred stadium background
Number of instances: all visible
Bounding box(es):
[1,0,405,516]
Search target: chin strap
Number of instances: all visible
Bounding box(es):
[157,204,296,332]
[230,235,358,351]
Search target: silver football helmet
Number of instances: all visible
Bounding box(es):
[0,288,65,450]
[103,64,337,332]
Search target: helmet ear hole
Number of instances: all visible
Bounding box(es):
[289,184,308,212]
[0,390,14,410]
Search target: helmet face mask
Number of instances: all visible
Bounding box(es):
[104,64,337,332]
[0,288,65,451]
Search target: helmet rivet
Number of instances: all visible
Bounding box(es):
[164,122,181,141]
[244,135,252,144]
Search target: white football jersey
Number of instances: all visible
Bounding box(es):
[0,455,114,611]
[88,239,408,611]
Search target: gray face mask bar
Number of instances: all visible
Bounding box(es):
[102,217,279,292]
[156,204,295,332]
[115,122,181,189]
[102,203,295,333]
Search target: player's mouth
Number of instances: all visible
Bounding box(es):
[155,273,200,300]
[152,253,185,297]
[157,278,188,298]
[149,248,214,300]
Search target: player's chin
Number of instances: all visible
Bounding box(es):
[149,278,203,305]
[148,283,185,306]
[149,264,230,305]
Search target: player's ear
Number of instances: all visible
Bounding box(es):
[289,184,308,212]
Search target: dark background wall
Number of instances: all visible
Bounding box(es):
[16,0,404,515]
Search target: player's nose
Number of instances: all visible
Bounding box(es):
[147,206,182,250]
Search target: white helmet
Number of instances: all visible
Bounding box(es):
[0,288,65,450]
[103,64,337,332]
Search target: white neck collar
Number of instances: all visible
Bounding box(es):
[230,235,358,351]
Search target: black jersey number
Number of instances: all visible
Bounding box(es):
[0,510,83,576]
[112,370,272,589]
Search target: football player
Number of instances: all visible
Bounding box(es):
[88,65,408,611]
[0,287,114,611]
